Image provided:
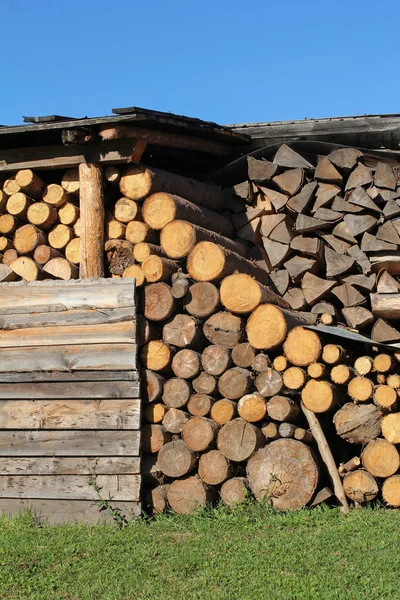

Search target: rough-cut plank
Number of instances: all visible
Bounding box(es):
[0,307,135,331]
[0,279,135,314]
[0,321,135,347]
[0,474,140,501]
[0,499,141,524]
[0,380,139,401]
[0,343,136,372]
[0,456,140,476]
[0,399,140,429]
[0,430,140,456]
[79,162,104,278]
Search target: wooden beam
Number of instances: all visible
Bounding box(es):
[79,162,105,278]
[99,124,232,156]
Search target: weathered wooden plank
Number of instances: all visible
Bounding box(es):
[0,321,136,348]
[0,430,140,456]
[0,371,139,384]
[0,399,140,430]
[0,456,141,475]
[0,499,141,523]
[0,380,139,398]
[0,279,135,314]
[0,474,141,501]
[0,307,135,331]
[0,343,136,372]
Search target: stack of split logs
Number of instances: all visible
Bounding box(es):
[0,169,80,282]
[103,159,400,514]
[228,144,400,342]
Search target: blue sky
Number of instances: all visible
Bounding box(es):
[1,0,399,126]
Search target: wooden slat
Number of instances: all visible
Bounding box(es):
[0,279,135,314]
[0,399,140,430]
[0,456,141,475]
[0,499,141,523]
[0,321,136,348]
[0,371,139,384]
[0,380,139,398]
[0,307,135,331]
[0,343,136,372]
[0,430,140,456]
[0,474,140,501]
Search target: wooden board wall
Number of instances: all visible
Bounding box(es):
[0,278,141,524]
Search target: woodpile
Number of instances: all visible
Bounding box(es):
[0,169,80,281]
[104,158,400,515]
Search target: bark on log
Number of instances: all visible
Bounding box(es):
[120,165,224,210]
[333,403,382,444]
[203,312,244,348]
[142,192,233,236]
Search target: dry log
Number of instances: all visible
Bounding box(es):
[315,157,342,184]
[374,385,397,410]
[203,312,244,348]
[43,258,78,280]
[125,221,158,244]
[120,165,224,210]
[211,399,237,425]
[278,422,297,438]
[10,257,42,281]
[162,408,189,434]
[361,439,399,478]
[143,283,175,322]
[231,343,256,368]
[0,237,13,253]
[114,198,140,224]
[32,245,62,266]
[237,392,267,422]
[287,181,318,214]
[171,349,201,379]
[220,273,288,315]
[198,450,233,485]
[373,354,393,373]
[187,242,269,285]
[133,243,164,263]
[48,224,74,250]
[272,356,287,372]
[15,169,45,198]
[246,439,319,509]
[142,192,233,236]
[2,250,18,267]
[333,403,382,444]
[328,147,362,170]
[284,256,318,282]
[282,366,306,390]
[267,395,301,422]
[192,372,217,396]
[158,440,197,477]
[182,416,218,452]
[338,457,361,477]
[43,184,69,208]
[325,247,354,278]
[294,427,315,444]
[142,368,165,403]
[301,380,338,412]
[122,265,145,286]
[218,367,253,400]
[220,477,249,506]
[13,225,46,255]
[218,418,265,462]
[330,364,353,385]
[6,192,33,220]
[262,238,289,268]
[140,340,173,372]
[343,470,378,503]
[381,413,400,444]
[283,326,322,367]
[187,392,214,416]
[106,220,126,240]
[347,377,374,402]
[142,256,179,283]
[167,475,213,515]
[162,377,191,408]
[142,424,171,453]
[322,344,345,365]
[255,368,283,397]
[162,314,202,348]
[331,283,365,307]
[374,162,397,189]
[27,202,58,230]
[307,362,326,379]
[201,345,231,376]
[184,282,220,317]
[283,288,307,311]
[387,374,400,389]
[65,239,80,265]
[382,475,400,507]
[61,168,80,194]
[246,304,316,351]
[58,202,79,226]
[143,403,166,424]
[160,220,245,259]
[252,353,271,372]
[148,484,170,513]
[290,235,321,257]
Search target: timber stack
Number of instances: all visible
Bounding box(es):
[0,169,80,282]
[104,158,400,515]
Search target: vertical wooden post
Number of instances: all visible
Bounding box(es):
[79,162,105,278]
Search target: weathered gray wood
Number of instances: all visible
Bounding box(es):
[0,399,140,429]
[0,456,140,475]
[0,380,139,398]
[0,430,140,456]
[0,307,135,331]
[0,279,135,314]
[0,371,139,384]
[0,321,136,347]
[0,499,141,524]
[0,474,140,501]
[0,343,136,372]
[370,293,400,320]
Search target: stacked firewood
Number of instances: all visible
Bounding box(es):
[0,169,80,281]
[104,162,400,514]
[226,144,400,342]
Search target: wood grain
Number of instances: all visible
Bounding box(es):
[0,456,140,475]
[0,380,140,398]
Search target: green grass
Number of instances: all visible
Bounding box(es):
[1,502,400,599]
